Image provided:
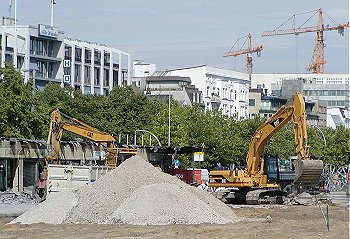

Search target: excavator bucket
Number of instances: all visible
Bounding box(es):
[293,160,324,185]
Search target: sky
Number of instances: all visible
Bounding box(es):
[0,0,349,74]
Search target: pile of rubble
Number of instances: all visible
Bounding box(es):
[12,156,238,225]
[0,189,37,205]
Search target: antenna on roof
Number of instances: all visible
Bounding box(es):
[9,0,12,18]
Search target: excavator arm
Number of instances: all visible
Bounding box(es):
[245,102,294,176]
[46,109,117,164]
[245,92,323,185]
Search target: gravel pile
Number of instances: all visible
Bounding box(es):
[10,190,77,224]
[12,156,237,225]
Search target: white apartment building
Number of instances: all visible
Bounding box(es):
[133,60,156,77]
[64,38,130,95]
[0,17,131,95]
[169,65,250,119]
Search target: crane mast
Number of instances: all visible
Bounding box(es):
[224,34,263,81]
[262,8,349,73]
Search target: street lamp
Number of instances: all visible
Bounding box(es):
[134,130,161,146]
[312,125,327,146]
[168,92,171,147]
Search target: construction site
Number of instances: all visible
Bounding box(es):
[0,2,349,239]
[0,93,348,238]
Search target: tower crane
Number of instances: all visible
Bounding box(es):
[224,34,263,81]
[262,8,349,73]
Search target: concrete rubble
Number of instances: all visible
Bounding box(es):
[11,156,238,225]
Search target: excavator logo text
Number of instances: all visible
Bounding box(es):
[271,118,280,128]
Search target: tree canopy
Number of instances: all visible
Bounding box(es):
[1,63,349,168]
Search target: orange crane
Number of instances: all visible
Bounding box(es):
[262,8,349,73]
[224,34,263,81]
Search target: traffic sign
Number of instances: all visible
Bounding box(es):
[173,159,180,169]
[193,152,204,162]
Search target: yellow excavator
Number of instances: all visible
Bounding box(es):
[209,92,324,204]
[36,109,138,200]
[46,109,138,166]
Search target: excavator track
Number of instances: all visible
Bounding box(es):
[246,189,286,205]
[294,160,324,185]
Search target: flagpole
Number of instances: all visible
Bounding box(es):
[51,0,54,26]
[14,0,17,68]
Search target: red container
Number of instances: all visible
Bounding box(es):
[166,169,201,184]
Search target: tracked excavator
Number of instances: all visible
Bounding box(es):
[46,109,138,166]
[35,109,138,200]
[209,92,324,204]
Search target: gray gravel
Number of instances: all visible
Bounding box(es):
[107,183,234,225]
[10,190,78,224]
[11,156,237,225]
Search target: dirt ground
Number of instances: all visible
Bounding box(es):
[0,204,348,239]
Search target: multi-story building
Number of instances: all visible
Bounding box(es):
[133,60,156,77]
[251,73,349,109]
[1,17,64,89]
[168,65,250,119]
[0,17,131,95]
[63,38,130,95]
[144,74,204,107]
[248,88,326,126]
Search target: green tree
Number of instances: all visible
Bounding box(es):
[0,63,37,138]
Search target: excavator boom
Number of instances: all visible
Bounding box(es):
[46,109,118,164]
[209,92,323,204]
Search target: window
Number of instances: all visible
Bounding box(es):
[64,45,72,59]
[75,64,81,83]
[94,50,101,65]
[85,49,91,64]
[249,99,256,106]
[48,42,54,57]
[84,66,91,84]
[48,62,54,78]
[104,52,110,67]
[75,47,82,62]
[30,39,36,54]
[38,41,43,55]
[104,69,109,86]
[94,68,100,85]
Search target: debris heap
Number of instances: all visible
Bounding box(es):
[12,156,237,225]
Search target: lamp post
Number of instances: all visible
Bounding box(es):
[312,125,326,146]
[134,130,161,146]
[168,91,171,147]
